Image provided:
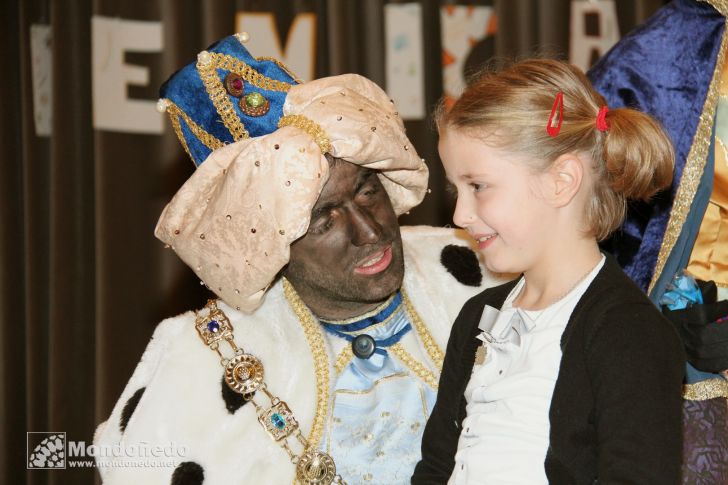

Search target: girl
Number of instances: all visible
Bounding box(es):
[412,59,685,484]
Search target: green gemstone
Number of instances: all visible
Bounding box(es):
[246,92,266,108]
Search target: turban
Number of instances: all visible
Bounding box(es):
[155,33,428,312]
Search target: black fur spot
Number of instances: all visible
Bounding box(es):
[221,376,251,414]
[171,461,204,485]
[119,387,145,433]
[440,245,482,287]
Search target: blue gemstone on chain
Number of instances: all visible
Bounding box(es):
[207,320,220,333]
[271,413,286,429]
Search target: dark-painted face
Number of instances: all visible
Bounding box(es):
[285,159,404,320]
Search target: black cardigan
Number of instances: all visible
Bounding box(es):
[412,256,685,484]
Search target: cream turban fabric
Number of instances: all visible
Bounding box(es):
[155,74,428,312]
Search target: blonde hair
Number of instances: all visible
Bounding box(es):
[437,59,674,241]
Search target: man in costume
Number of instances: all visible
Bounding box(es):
[93,33,501,484]
[588,0,728,481]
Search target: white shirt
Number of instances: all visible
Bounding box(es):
[449,255,606,485]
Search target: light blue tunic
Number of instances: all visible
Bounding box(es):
[319,292,437,484]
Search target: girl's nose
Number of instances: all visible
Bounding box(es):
[452,196,474,229]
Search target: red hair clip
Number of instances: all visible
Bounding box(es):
[546,92,564,137]
[596,106,609,132]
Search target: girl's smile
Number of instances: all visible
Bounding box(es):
[438,129,554,276]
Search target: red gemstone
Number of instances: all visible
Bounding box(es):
[232,78,243,90]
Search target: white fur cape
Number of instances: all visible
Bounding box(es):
[94,226,506,484]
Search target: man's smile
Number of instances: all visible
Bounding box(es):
[354,246,393,275]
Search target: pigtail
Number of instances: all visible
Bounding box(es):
[601,108,674,201]
[440,58,675,241]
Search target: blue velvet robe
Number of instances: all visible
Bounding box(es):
[588,2,728,481]
[588,0,725,300]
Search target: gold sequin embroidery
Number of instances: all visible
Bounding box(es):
[683,378,728,400]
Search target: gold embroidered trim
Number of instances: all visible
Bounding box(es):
[648,28,728,293]
[282,278,331,451]
[206,52,294,92]
[389,343,439,389]
[197,54,251,142]
[402,289,445,370]
[278,115,332,153]
[702,0,728,17]
[333,372,410,396]
[330,290,444,382]
[257,56,305,84]
[683,378,728,400]
[334,346,354,375]
[165,100,225,165]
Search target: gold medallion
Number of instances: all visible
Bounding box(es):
[296,450,337,485]
[224,353,264,394]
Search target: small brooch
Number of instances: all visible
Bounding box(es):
[240,92,270,117]
[474,344,488,365]
[224,73,244,97]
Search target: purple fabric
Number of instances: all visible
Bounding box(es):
[682,397,728,484]
[588,0,725,291]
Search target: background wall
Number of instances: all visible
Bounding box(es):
[1,0,665,483]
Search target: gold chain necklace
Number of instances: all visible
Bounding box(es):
[195,299,346,485]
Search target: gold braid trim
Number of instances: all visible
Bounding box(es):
[278,115,332,154]
[334,346,354,376]
[389,343,439,390]
[402,290,445,370]
[164,100,225,165]
[196,52,295,143]
[206,52,294,92]
[330,291,444,382]
[257,56,305,84]
[197,53,250,142]
[683,378,728,400]
[282,278,330,451]
[648,28,728,293]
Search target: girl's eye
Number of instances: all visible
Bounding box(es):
[470,182,487,193]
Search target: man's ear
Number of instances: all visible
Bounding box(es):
[548,153,585,208]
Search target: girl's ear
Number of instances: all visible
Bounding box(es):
[547,152,585,208]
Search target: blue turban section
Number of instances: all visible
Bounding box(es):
[160,35,300,166]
